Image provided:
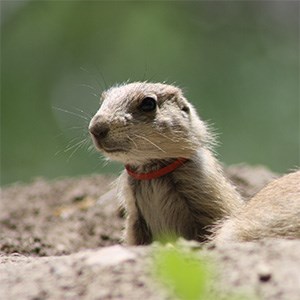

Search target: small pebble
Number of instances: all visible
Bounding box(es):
[257,264,272,282]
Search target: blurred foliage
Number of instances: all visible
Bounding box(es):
[1,1,299,185]
[154,246,250,300]
[155,247,211,300]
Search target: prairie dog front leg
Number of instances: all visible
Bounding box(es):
[118,172,152,245]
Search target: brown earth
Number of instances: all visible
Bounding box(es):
[1,164,299,300]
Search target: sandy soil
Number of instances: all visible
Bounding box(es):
[1,164,299,300]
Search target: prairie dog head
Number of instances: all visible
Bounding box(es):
[89,82,210,164]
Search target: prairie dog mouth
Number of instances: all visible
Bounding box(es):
[92,138,130,154]
[102,146,128,153]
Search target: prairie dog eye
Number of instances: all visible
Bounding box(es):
[182,106,190,113]
[139,96,157,112]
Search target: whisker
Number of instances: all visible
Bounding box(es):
[67,126,89,131]
[64,138,87,153]
[78,83,99,92]
[95,65,108,90]
[67,139,89,161]
[127,135,138,149]
[87,144,96,153]
[155,130,178,143]
[55,149,63,156]
[134,134,166,153]
[63,137,81,150]
[89,92,101,99]
[80,66,104,92]
[79,82,101,99]
[53,106,89,122]
[71,106,93,119]
[55,136,85,157]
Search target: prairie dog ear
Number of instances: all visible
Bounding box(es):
[161,85,191,113]
[167,84,183,95]
[176,94,191,113]
[168,85,184,99]
[163,86,190,110]
[157,84,183,99]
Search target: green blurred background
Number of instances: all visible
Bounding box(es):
[1,1,299,186]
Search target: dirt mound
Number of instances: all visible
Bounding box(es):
[1,165,299,300]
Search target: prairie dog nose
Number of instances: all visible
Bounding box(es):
[89,121,110,139]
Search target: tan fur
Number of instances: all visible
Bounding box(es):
[89,82,242,245]
[214,171,300,243]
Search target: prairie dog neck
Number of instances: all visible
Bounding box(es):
[89,82,242,244]
[133,149,240,231]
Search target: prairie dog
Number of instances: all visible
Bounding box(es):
[89,82,242,244]
[214,170,300,243]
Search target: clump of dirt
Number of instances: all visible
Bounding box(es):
[0,175,122,256]
[1,164,299,300]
